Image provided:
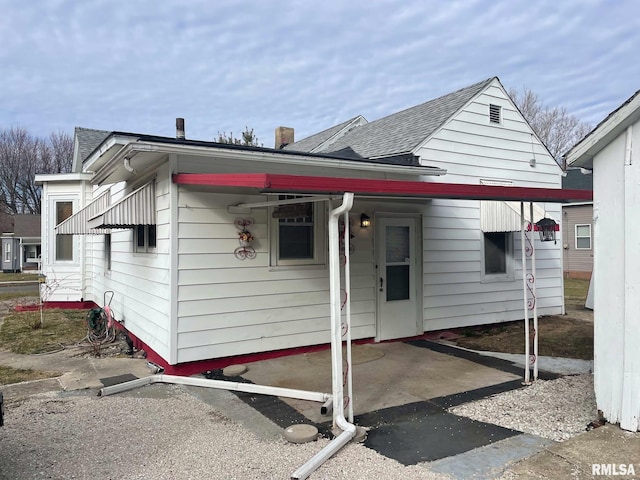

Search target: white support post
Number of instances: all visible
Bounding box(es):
[530,202,539,380]
[521,202,530,384]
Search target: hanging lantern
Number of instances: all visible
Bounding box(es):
[534,217,559,242]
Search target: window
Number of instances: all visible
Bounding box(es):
[489,104,501,124]
[55,201,73,261]
[4,242,10,262]
[134,225,157,253]
[483,231,513,277]
[575,224,591,249]
[271,195,325,266]
[105,234,111,270]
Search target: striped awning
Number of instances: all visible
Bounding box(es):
[89,181,155,229]
[480,201,550,233]
[55,192,111,235]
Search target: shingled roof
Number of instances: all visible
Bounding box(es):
[75,127,111,163]
[286,77,496,159]
[283,116,365,153]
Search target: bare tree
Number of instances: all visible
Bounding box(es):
[216,126,262,147]
[508,87,591,167]
[0,127,73,214]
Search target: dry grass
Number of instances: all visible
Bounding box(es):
[455,317,593,360]
[0,365,58,385]
[0,273,39,282]
[0,309,87,355]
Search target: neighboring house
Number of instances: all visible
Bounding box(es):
[36,77,590,374]
[561,169,593,279]
[1,214,41,273]
[565,87,640,432]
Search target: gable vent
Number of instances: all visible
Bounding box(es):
[489,104,501,124]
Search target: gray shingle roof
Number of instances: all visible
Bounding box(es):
[290,77,496,159]
[75,127,111,162]
[562,169,593,190]
[284,116,364,152]
[13,215,41,237]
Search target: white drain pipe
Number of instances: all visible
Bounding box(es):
[291,192,356,480]
[99,374,331,403]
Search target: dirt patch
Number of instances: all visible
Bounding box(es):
[454,307,593,360]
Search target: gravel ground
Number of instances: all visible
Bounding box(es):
[450,374,597,442]
[0,386,452,480]
[0,363,596,479]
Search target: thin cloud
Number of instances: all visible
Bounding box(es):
[0,0,637,146]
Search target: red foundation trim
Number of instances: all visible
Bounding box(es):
[15,300,99,312]
[121,327,377,376]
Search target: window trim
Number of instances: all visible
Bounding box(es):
[54,200,74,262]
[133,225,157,254]
[105,234,112,271]
[575,224,592,250]
[481,231,514,282]
[4,242,10,262]
[269,196,326,268]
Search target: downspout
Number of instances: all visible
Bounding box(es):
[291,192,356,480]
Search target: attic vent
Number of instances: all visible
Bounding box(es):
[489,104,501,124]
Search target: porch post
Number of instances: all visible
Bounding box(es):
[530,202,539,380]
[521,202,530,384]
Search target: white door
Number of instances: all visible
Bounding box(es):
[376,216,420,341]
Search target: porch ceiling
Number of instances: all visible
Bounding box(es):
[172,173,593,203]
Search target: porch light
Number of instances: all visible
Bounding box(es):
[534,217,559,242]
[360,213,371,228]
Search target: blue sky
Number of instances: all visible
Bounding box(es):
[1,0,638,148]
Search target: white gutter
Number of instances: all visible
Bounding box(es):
[291,192,356,480]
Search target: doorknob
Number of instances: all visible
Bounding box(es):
[379,277,384,292]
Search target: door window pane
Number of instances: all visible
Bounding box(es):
[387,265,410,301]
[386,226,410,262]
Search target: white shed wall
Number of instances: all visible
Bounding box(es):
[593,121,640,431]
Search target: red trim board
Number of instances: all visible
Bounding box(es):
[172,173,592,203]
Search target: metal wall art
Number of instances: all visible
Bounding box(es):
[234,218,256,260]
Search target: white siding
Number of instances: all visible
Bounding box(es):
[417,83,564,330]
[85,166,172,361]
[175,189,377,363]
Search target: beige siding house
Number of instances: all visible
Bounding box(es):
[561,170,593,279]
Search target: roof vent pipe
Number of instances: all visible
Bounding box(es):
[176,118,185,140]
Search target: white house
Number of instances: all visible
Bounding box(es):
[565,87,640,432]
[36,77,590,374]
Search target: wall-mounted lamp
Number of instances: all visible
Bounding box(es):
[360,213,371,228]
[534,217,559,243]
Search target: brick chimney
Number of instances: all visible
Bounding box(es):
[275,126,294,149]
